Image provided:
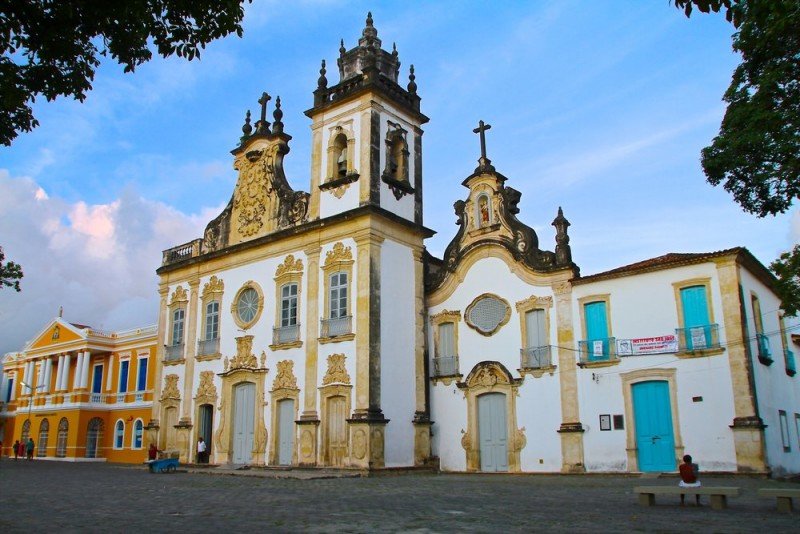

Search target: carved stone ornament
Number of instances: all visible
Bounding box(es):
[195,371,218,402]
[229,335,259,371]
[552,281,572,296]
[470,366,510,388]
[202,276,224,298]
[161,374,181,401]
[322,353,351,385]
[233,151,273,238]
[272,360,298,390]
[170,286,188,305]
[325,242,353,266]
[275,255,304,277]
[515,295,553,312]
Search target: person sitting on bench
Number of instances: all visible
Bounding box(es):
[679,454,701,506]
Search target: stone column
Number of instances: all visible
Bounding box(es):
[553,280,586,473]
[349,233,387,469]
[411,246,432,466]
[716,257,767,472]
[298,245,321,466]
[308,128,322,220]
[42,357,53,393]
[81,351,91,389]
[62,353,71,390]
[181,277,200,422]
[73,353,84,389]
[146,286,170,449]
[55,354,64,392]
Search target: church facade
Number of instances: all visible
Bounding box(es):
[5,15,796,476]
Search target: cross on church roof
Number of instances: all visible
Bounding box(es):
[473,120,494,172]
[256,92,271,134]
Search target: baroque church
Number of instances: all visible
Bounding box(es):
[3,14,799,475]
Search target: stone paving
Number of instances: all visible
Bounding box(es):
[0,459,797,532]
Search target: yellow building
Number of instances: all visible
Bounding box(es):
[1,318,156,463]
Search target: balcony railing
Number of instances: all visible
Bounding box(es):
[273,324,300,345]
[432,355,459,377]
[116,393,126,403]
[197,337,220,356]
[578,338,617,364]
[162,238,203,266]
[756,333,772,363]
[164,343,185,361]
[90,392,104,403]
[675,324,720,351]
[786,349,796,376]
[321,316,353,338]
[520,346,552,369]
[135,391,145,402]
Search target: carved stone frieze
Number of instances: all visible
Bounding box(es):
[226,335,259,372]
[195,371,218,404]
[325,242,353,266]
[161,374,181,401]
[275,255,304,277]
[202,276,224,298]
[322,353,351,385]
[169,286,188,305]
[272,360,298,390]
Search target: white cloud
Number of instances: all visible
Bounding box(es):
[0,170,214,355]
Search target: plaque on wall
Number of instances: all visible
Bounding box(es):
[464,293,511,336]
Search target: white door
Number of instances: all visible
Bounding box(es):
[277,399,295,466]
[478,393,508,472]
[232,382,255,464]
[326,396,347,466]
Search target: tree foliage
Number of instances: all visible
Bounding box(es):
[1,0,251,146]
[674,0,799,217]
[770,245,800,317]
[0,246,23,292]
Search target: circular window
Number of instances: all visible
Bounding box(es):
[231,282,263,329]
[465,294,510,336]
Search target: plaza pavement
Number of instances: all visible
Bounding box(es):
[0,459,797,532]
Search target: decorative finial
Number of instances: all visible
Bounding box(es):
[392,42,398,57]
[339,39,346,56]
[407,64,417,94]
[318,59,327,89]
[256,92,271,133]
[552,206,572,266]
[58,305,63,318]
[272,96,284,134]
[242,109,252,137]
[362,11,378,40]
[473,120,493,171]
[366,11,373,27]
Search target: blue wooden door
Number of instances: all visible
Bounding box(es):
[681,286,710,349]
[633,381,676,472]
[585,302,609,361]
[478,393,508,472]
[277,399,295,465]
[232,382,255,464]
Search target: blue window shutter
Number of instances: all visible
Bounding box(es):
[119,361,129,393]
[584,302,608,340]
[137,359,148,391]
[680,286,709,328]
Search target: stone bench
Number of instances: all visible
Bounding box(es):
[758,488,800,512]
[633,486,740,510]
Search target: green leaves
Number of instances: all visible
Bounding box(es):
[770,245,800,317]
[0,246,23,292]
[674,0,799,217]
[0,0,252,146]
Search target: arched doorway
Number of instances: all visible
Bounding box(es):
[86,418,104,458]
[21,419,31,443]
[198,404,214,462]
[37,418,50,457]
[232,382,255,464]
[56,418,69,457]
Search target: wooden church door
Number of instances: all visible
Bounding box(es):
[232,382,255,464]
[478,393,508,472]
[633,381,676,472]
[277,398,295,466]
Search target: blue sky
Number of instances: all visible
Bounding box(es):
[0,1,797,355]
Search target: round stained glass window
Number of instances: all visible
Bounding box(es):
[465,294,510,336]
[236,287,259,324]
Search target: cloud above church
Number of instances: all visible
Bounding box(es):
[0,170,217,355]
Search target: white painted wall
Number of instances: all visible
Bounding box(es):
[379,239,416,467]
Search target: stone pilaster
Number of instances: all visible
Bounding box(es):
[149,286,170,430]
[716,257,767,472]
[412,247,431,465]
[553,280,586,473]
[181,277,200,423]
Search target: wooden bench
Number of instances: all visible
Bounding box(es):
[758,488,800,512]
[634,486,740,510]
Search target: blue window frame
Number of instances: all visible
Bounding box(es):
[118,360,129,393]
[5,378,13,402]
[91,365,103,394]
[114,420,124,449]
[136,359,148,391]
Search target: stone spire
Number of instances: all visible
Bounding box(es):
[552,206,573,266]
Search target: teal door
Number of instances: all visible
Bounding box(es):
[232,382,255,464]
[585,302,609,361]
[680,286,710,349]
[277,399,295,466]
[478,393,508,472]
[633,381,676,472]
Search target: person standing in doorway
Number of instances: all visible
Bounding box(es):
[13,440,20,460]
[25,438,35,461]
[17,440,25,460]
[197,437,207,464]
[679,454,701,506]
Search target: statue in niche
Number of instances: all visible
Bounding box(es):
[479,196,490,225]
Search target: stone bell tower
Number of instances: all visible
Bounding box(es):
[305,12,428,225]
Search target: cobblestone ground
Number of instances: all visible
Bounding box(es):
[0,460,797,532]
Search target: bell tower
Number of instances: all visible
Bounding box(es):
[305,13,428,224]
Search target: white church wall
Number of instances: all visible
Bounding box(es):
[516,374,563,472]
[379,238,416,467]
[739,267,800,476]
[430,381,468,471]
